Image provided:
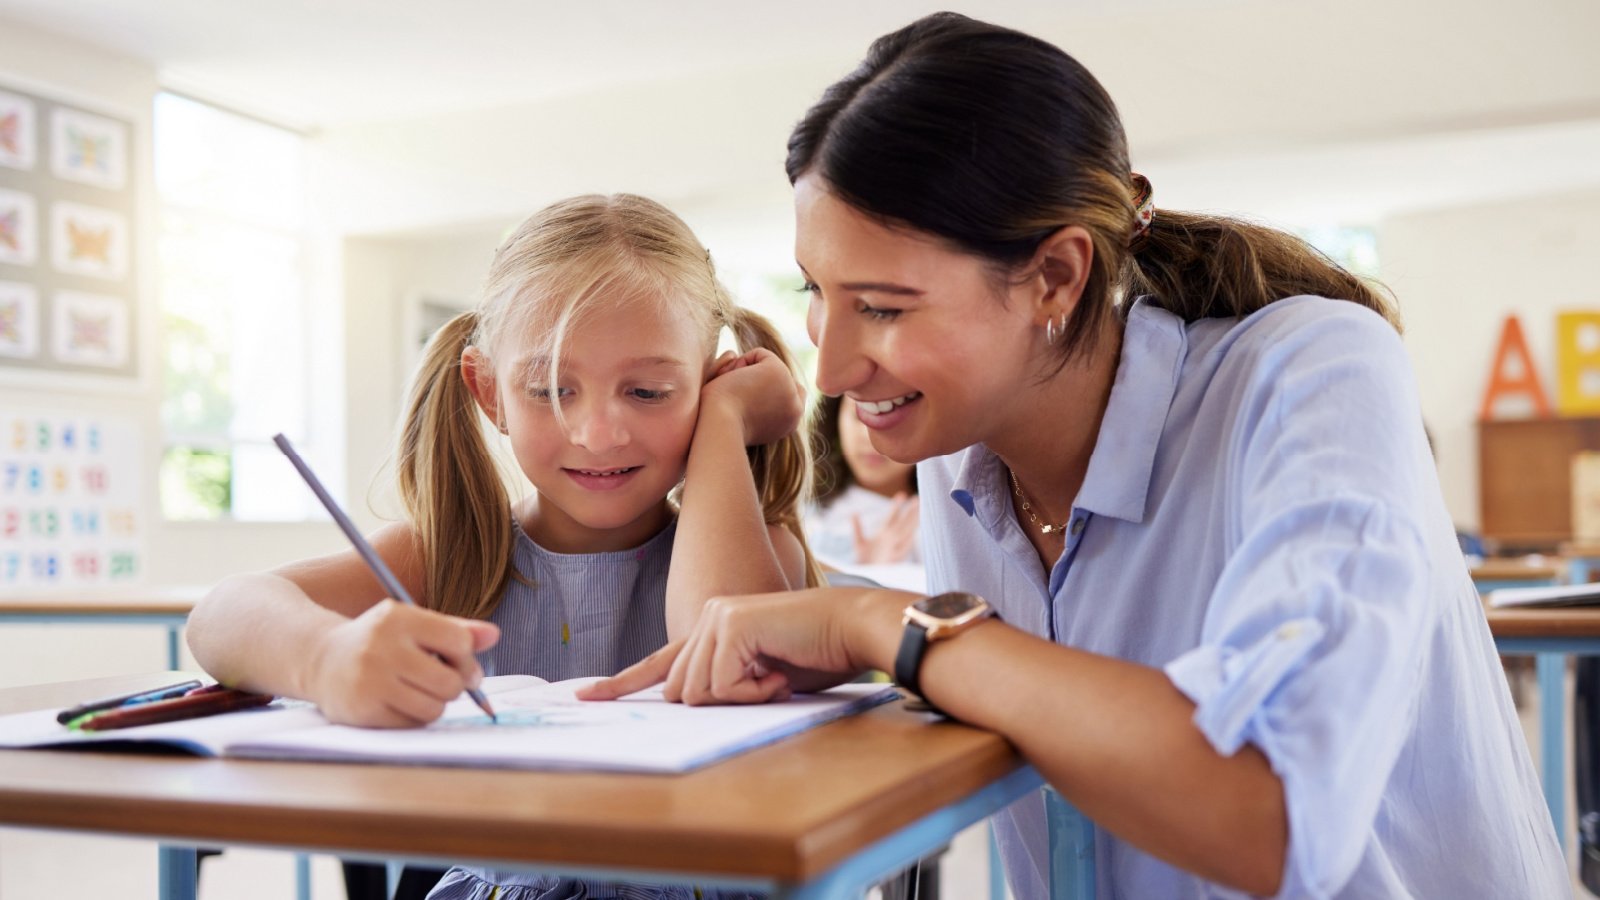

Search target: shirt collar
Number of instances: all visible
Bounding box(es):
[948,298,1187,527]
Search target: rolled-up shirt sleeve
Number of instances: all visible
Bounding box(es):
[1163,306,1440,899]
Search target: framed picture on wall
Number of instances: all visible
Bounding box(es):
[401,290,471,387]
[0,76,140,389]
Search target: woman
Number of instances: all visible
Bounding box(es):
[583,13,1565,898]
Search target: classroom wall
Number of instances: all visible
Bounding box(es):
[1384,186,1600,533]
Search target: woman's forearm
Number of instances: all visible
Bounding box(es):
[847,590,1288,895]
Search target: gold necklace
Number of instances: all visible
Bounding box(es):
[1008,469,1068,536]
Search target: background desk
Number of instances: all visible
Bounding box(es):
[1485,603,1600,855]
[0,672,1092,900]
[0,589,201,669]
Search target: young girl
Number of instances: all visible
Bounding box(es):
[187,193,820,900]
[806,394,920,568]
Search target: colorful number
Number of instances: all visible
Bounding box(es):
[70,508,99,535]
[29,553,58,579]
[2,552,18,581]
[82,465,107,494]
[72,553,100,578]
[87,426,100,452]
[60,424,75,449]
[10,421,23,450]
[35,422,49,451]
[27,509,60,537]
[1,508,16,538]
[107,509,135,535]
[2,463,15,492]
[109,552,136,579]
[51,466,68,492]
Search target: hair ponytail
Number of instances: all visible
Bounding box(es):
[1127,208,1398,330]
[726,305,827,589]
[395,311,515,619]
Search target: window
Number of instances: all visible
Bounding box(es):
[155,93,321,521]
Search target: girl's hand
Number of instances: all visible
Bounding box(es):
[853,493,920,564]
[577,587,916,705]
[304,600,500,727]
[702,348,806,447]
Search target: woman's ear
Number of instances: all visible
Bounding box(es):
[459,345,505,432]
[1028,225,1095,330]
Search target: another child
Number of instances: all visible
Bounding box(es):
[187,193,820,900]
[807,394,919,567]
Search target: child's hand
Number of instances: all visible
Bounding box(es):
[305,599,500,728]
[702,348,806,447]
[853,493,920,564]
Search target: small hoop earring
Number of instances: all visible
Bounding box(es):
[1044,317,1058,344]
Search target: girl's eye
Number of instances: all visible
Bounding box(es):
[861,304,902,322]
[797,280,821,296]
[529,386,572,402]
[629,388,671,403]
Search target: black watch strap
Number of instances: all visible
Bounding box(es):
[894,619,942,715]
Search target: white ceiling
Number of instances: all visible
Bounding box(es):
[1,0,1597,237]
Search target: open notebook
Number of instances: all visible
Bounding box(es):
[0,676,899,773]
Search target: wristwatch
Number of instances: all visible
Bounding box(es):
[893,591,997,714]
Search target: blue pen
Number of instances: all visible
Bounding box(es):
[55,679,204,724]
[272,433,498,722]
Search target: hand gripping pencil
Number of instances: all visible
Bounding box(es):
[272,433,497,722]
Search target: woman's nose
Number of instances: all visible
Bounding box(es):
[809,301,873,399]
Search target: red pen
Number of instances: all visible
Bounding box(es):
[76,687,274,732]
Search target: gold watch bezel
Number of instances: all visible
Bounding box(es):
[902,592,995,642]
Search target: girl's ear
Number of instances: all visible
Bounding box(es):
[460,345,504,431]
[1027,224,1095,330]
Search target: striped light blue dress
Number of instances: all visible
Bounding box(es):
[427,518,764,900]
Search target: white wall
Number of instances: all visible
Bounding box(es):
[1385,187,1600,532]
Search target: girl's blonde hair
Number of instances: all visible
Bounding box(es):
[396,194,824,620]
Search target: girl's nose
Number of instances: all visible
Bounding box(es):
[568,400,629,453]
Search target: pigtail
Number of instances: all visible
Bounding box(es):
[728,305,827,589]
[395,311,516,619]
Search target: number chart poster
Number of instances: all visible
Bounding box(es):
[0,80,139,380]
[1,410,141,588]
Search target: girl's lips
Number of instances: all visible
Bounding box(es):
[855,393,921,430]
[564,466,641,491]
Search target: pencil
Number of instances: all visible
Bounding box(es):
[272,433,498,723]
[76,687,274,731]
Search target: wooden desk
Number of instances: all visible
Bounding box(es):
[1486,603,1600,856]
[0,589,202,669]
[0,673,1092,900]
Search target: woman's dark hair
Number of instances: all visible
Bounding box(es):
[811,395,917,508]
[786,12,1397,362]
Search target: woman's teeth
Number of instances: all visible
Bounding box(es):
[858,393,920,414]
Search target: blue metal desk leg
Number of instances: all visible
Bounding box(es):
[167,625,181,670]
[158,845,198,900]
[1045,788,1094,899]
[1538,651,1566,850]
[989,824,1007,900]
[297,854,311,899]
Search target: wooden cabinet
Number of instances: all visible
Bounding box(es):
[1478,417,1600,550]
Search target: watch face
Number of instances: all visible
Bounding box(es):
[917,591,984,619]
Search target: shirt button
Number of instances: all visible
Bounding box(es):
[1070,518,1085,536]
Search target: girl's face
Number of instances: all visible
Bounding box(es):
[496,296,707,552]
[796,175,1039,465]
[838,396,914,497]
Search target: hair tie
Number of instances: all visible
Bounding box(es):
[1129,172,1155,248]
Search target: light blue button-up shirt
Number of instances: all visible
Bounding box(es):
[920,296,1566,899]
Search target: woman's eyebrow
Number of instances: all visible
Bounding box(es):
[796,262,925,297]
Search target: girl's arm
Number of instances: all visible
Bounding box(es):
[186,522,498,727]
[665,349,808,638]
[584,586,1286,895]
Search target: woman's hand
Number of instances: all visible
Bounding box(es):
[578,586,916,704]
[304,600,500,728]
[701,348,806,447]
[854,493,920,564]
